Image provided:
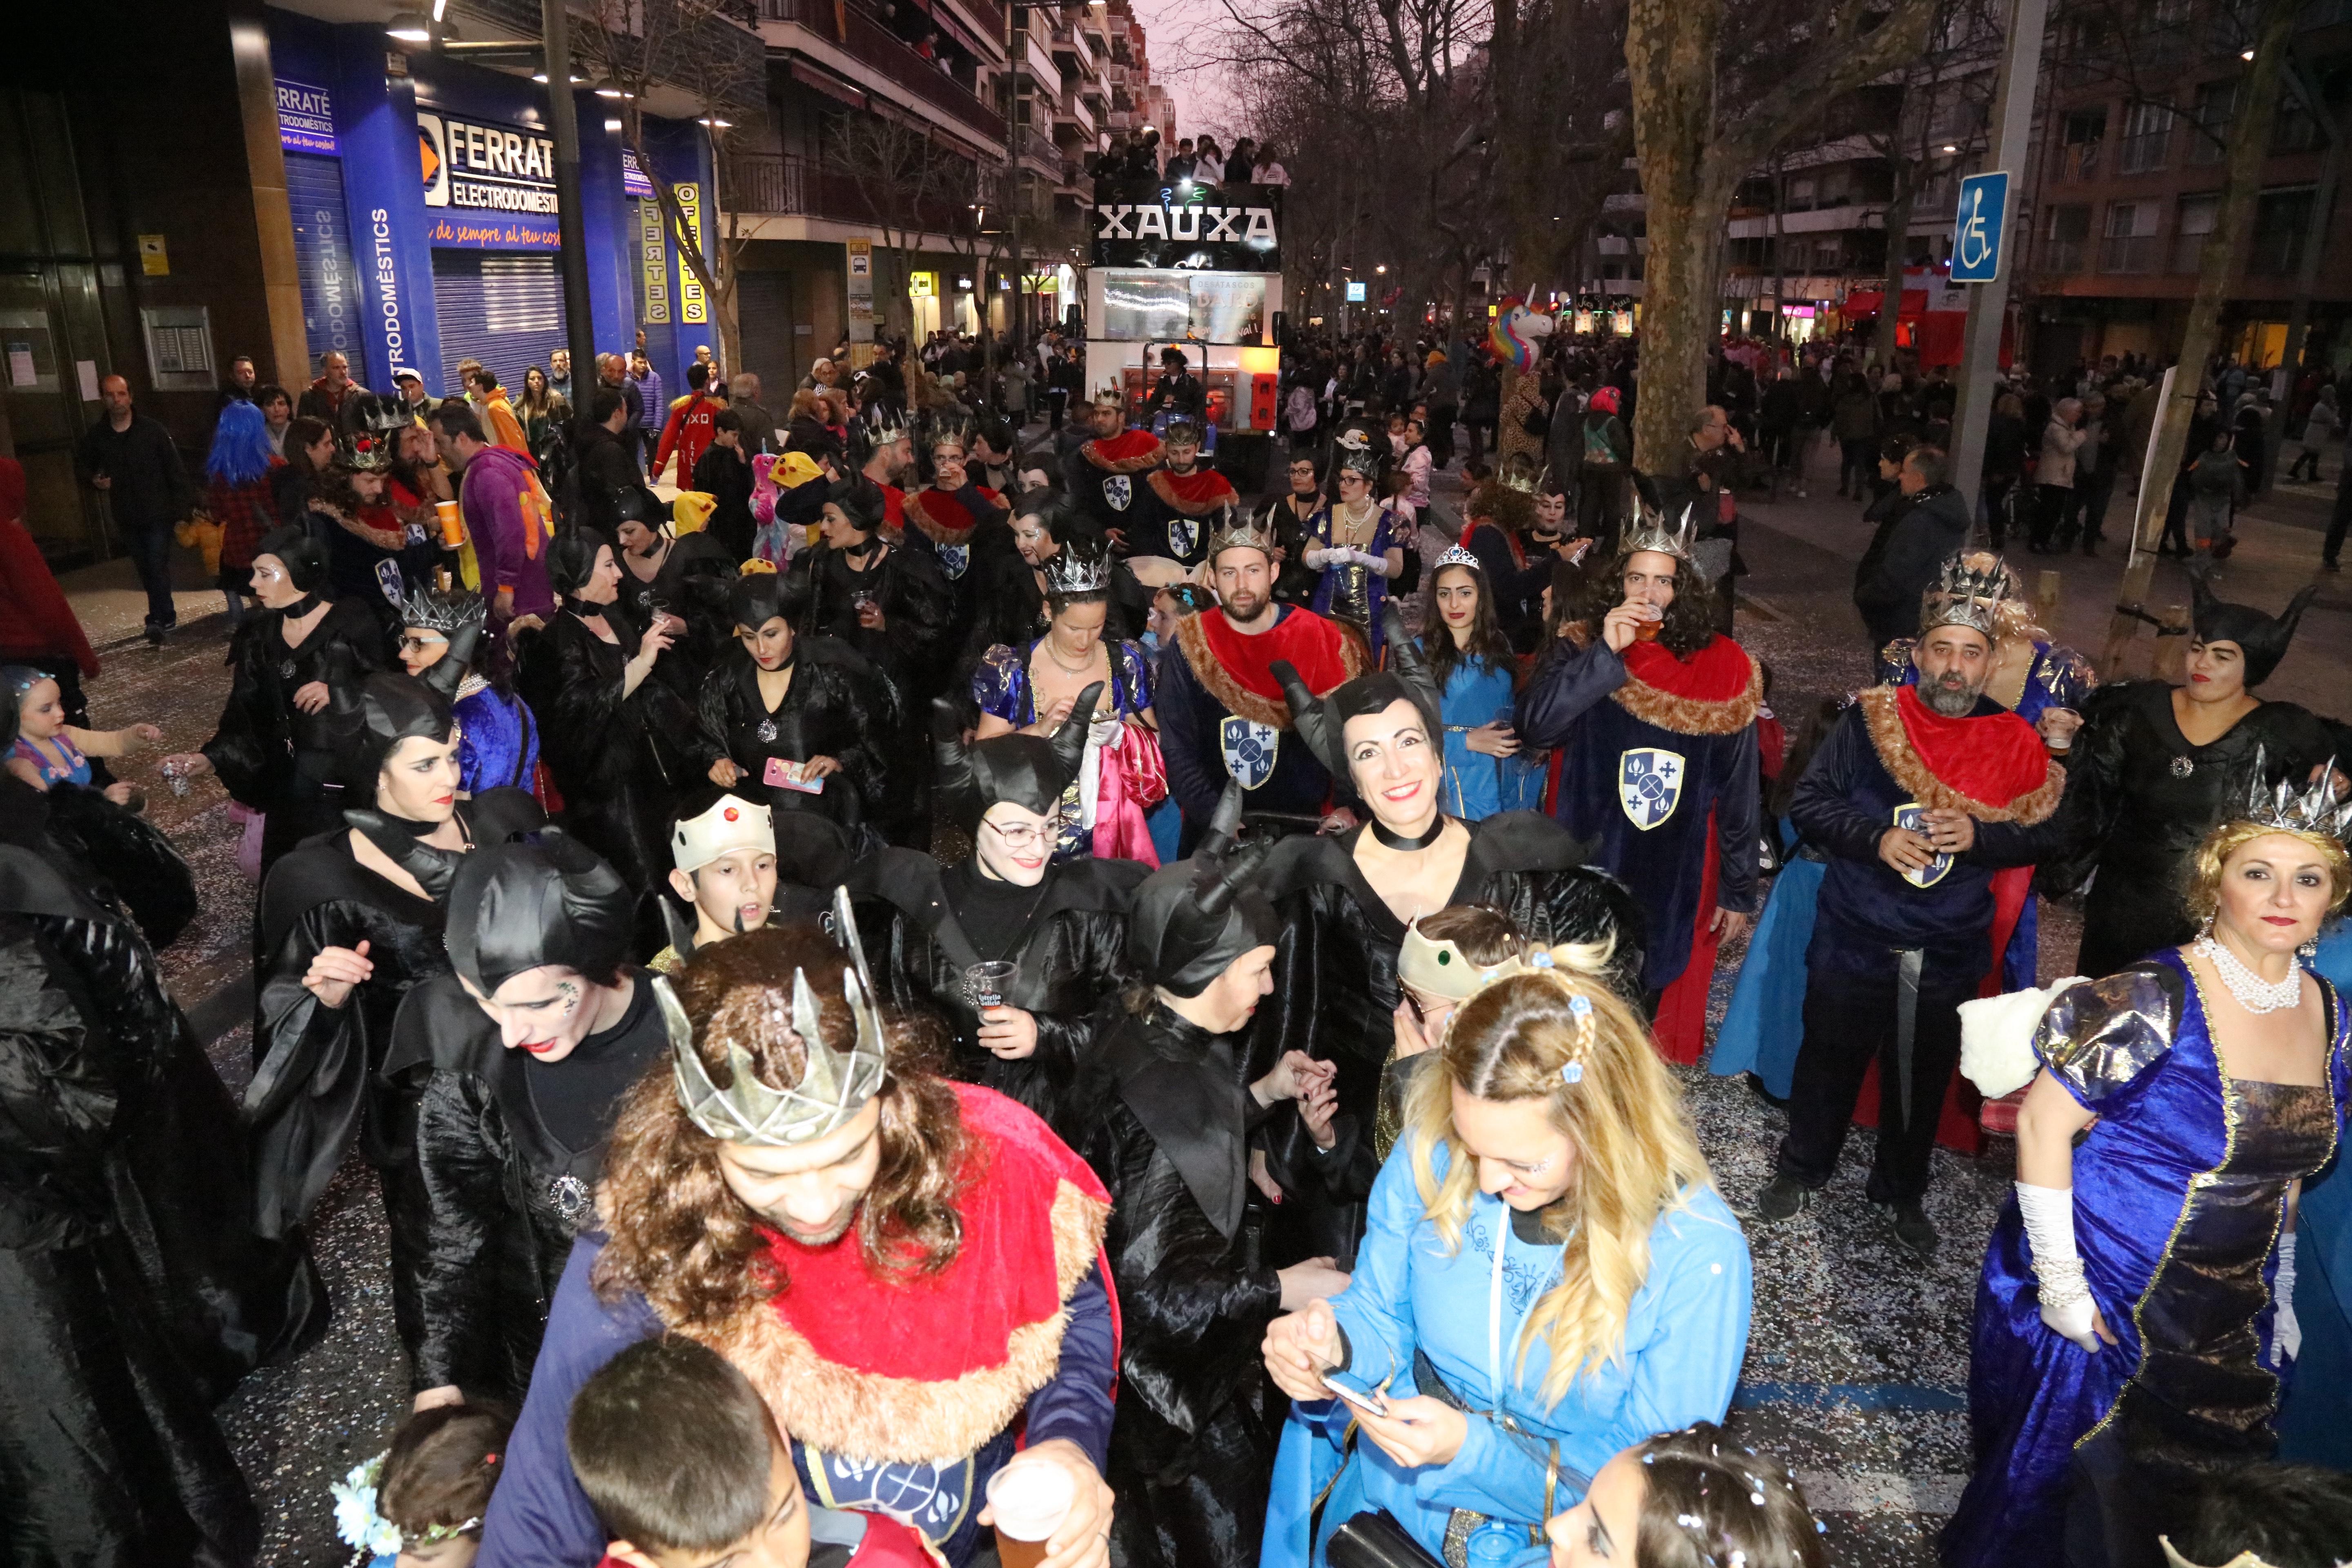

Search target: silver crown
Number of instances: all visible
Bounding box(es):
[2235,746,2352,840]
[1495,459,1550,497]
[663,963,889,1147]
[1042,545,1112,595]
[1207,513,1278,560]
[397,584,484,636]
[1918,553,2012,638]
[1622,499,1697,564]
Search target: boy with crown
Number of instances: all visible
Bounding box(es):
[1754,555,2068,1259]
[473,916,1119,1568]
[1154,510,1363,853]
[1514,501,1764,1062]
[1062,386,1164,544]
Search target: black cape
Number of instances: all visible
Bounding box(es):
[854,847,1147,1126]
[383,970,668,1403]
[696,637,897,838]
[1063,1002,1283,1568]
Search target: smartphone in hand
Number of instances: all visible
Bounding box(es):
[1321,1370,1389,1417]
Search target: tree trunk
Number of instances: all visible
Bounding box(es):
[2131,0,2299,552]
[1875,169,1915,363]
[1624,0,1724,471]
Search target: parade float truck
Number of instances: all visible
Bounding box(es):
[1085,178,1284,486]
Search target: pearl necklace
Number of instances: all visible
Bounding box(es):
[2194,934,2303,1013]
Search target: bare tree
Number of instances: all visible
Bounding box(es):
[822,111,981,341]
[575,0,766,372]
[1624,0,1941,468]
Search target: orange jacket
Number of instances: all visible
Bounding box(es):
[652,392,719,484]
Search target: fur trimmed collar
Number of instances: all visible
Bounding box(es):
[1175,606,1364,730]
[1858,685,2064,823]
[1611,636,1762,736]
[903,486,1001,547]
[1082,428,1163,472]
[1147,468,1238,514]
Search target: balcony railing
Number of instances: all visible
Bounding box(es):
[2041,238,2087,273]
[2054,141,2101,183]
[723,150,975,234]
[757,0,1006,141]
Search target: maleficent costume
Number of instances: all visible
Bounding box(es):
[0,753,323,1565]
[1250,610,1646,1265]
[385,834,659,1405]
[200,526,388,875]
[1062,793,1289,1568]
[247,648,543,1362]
[855,688,1145,1126]
[2037,584,2351,978]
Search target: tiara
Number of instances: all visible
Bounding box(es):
[1433,530,1483,573]
[1918,553,2011,638]
[1207,514,1278,559]
[1042,545,1113,595]
[1396,924,1608,1082]
[397,584,485,636]
[663,964,888,1147]
[2232,745,2352,839]
[1622,499,1697,563]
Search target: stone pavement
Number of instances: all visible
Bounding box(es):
[48,434,2345,1565]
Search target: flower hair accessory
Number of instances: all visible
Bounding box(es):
[330,1452,481,1566]
[1558,987,1596,1085]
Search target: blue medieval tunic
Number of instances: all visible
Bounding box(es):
[1515,630,1761,1059]
[1944,951,2349,1568]
[1306,501,1402,658]
[1261,1140,1751,1568]
[1427,646,1543,821]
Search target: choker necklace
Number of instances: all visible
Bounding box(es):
[2194,933,2302,1013]
[283,592,323,621]
[1369,815,1448,852]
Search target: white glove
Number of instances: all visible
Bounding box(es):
[2017,1182,2103,1352]
[1356,548,1391,575]
[2275,1229,2301,1363]
[1303,545,1334,568]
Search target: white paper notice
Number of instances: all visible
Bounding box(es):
[77,360,100,402]
[6,347,32,388]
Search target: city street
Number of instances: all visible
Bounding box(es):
[61,437,2342,1565]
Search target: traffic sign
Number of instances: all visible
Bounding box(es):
[1951,172,2009,283]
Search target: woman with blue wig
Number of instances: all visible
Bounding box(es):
[203,399,285,626]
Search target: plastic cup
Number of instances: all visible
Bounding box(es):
[965,960,1019,1012]
[434,501,464,548]
[1634,613,1662,641]
[986,1460,1074,1568]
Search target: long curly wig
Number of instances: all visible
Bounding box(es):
[592,924,970,1332]
[1577,543,1717,659]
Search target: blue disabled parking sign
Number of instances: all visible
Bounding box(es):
[1950,172,2009,283]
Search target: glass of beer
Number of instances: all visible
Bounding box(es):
[985,1458,1074,1568]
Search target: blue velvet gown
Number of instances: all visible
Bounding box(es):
[1431,654,1543,821]
[1942,948,2349,1568]
[452,679,539,797]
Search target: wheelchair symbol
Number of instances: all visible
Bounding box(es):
[1958,190,1993,272]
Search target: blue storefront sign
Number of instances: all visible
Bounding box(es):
[418,109,564,249]
[275,78,338,155]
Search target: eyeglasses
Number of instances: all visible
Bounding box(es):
[399,633,449,655]
[985,819,1050,850]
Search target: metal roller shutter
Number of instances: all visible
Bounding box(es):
[429,250,567,398]
[286,153,361,374]
[736,270,795,394]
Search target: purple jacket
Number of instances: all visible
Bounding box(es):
[635,368,666,429]
[459,443,555,619]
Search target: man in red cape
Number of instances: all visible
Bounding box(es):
[1514,505,1762,1063]
[1758,556,2067,1258]
[475,923,1119,1568]
[1129,418,1235,572]
[1154,516,1362,854]
[1062,390,1163,545]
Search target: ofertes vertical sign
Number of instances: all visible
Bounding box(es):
[638,199,670,323]
[675,184,707,325]
[846,238,874,344]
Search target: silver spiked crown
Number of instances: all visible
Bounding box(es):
[1918,552,2013,639]
[2231,745,2352,840]
[397,584,485,637]
[1042,542,1113,595]
[1207,512,1279,561]
[1621,498,1697,564]
[663,960,889,1147]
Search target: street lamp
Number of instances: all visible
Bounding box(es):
[386,8,431,42]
